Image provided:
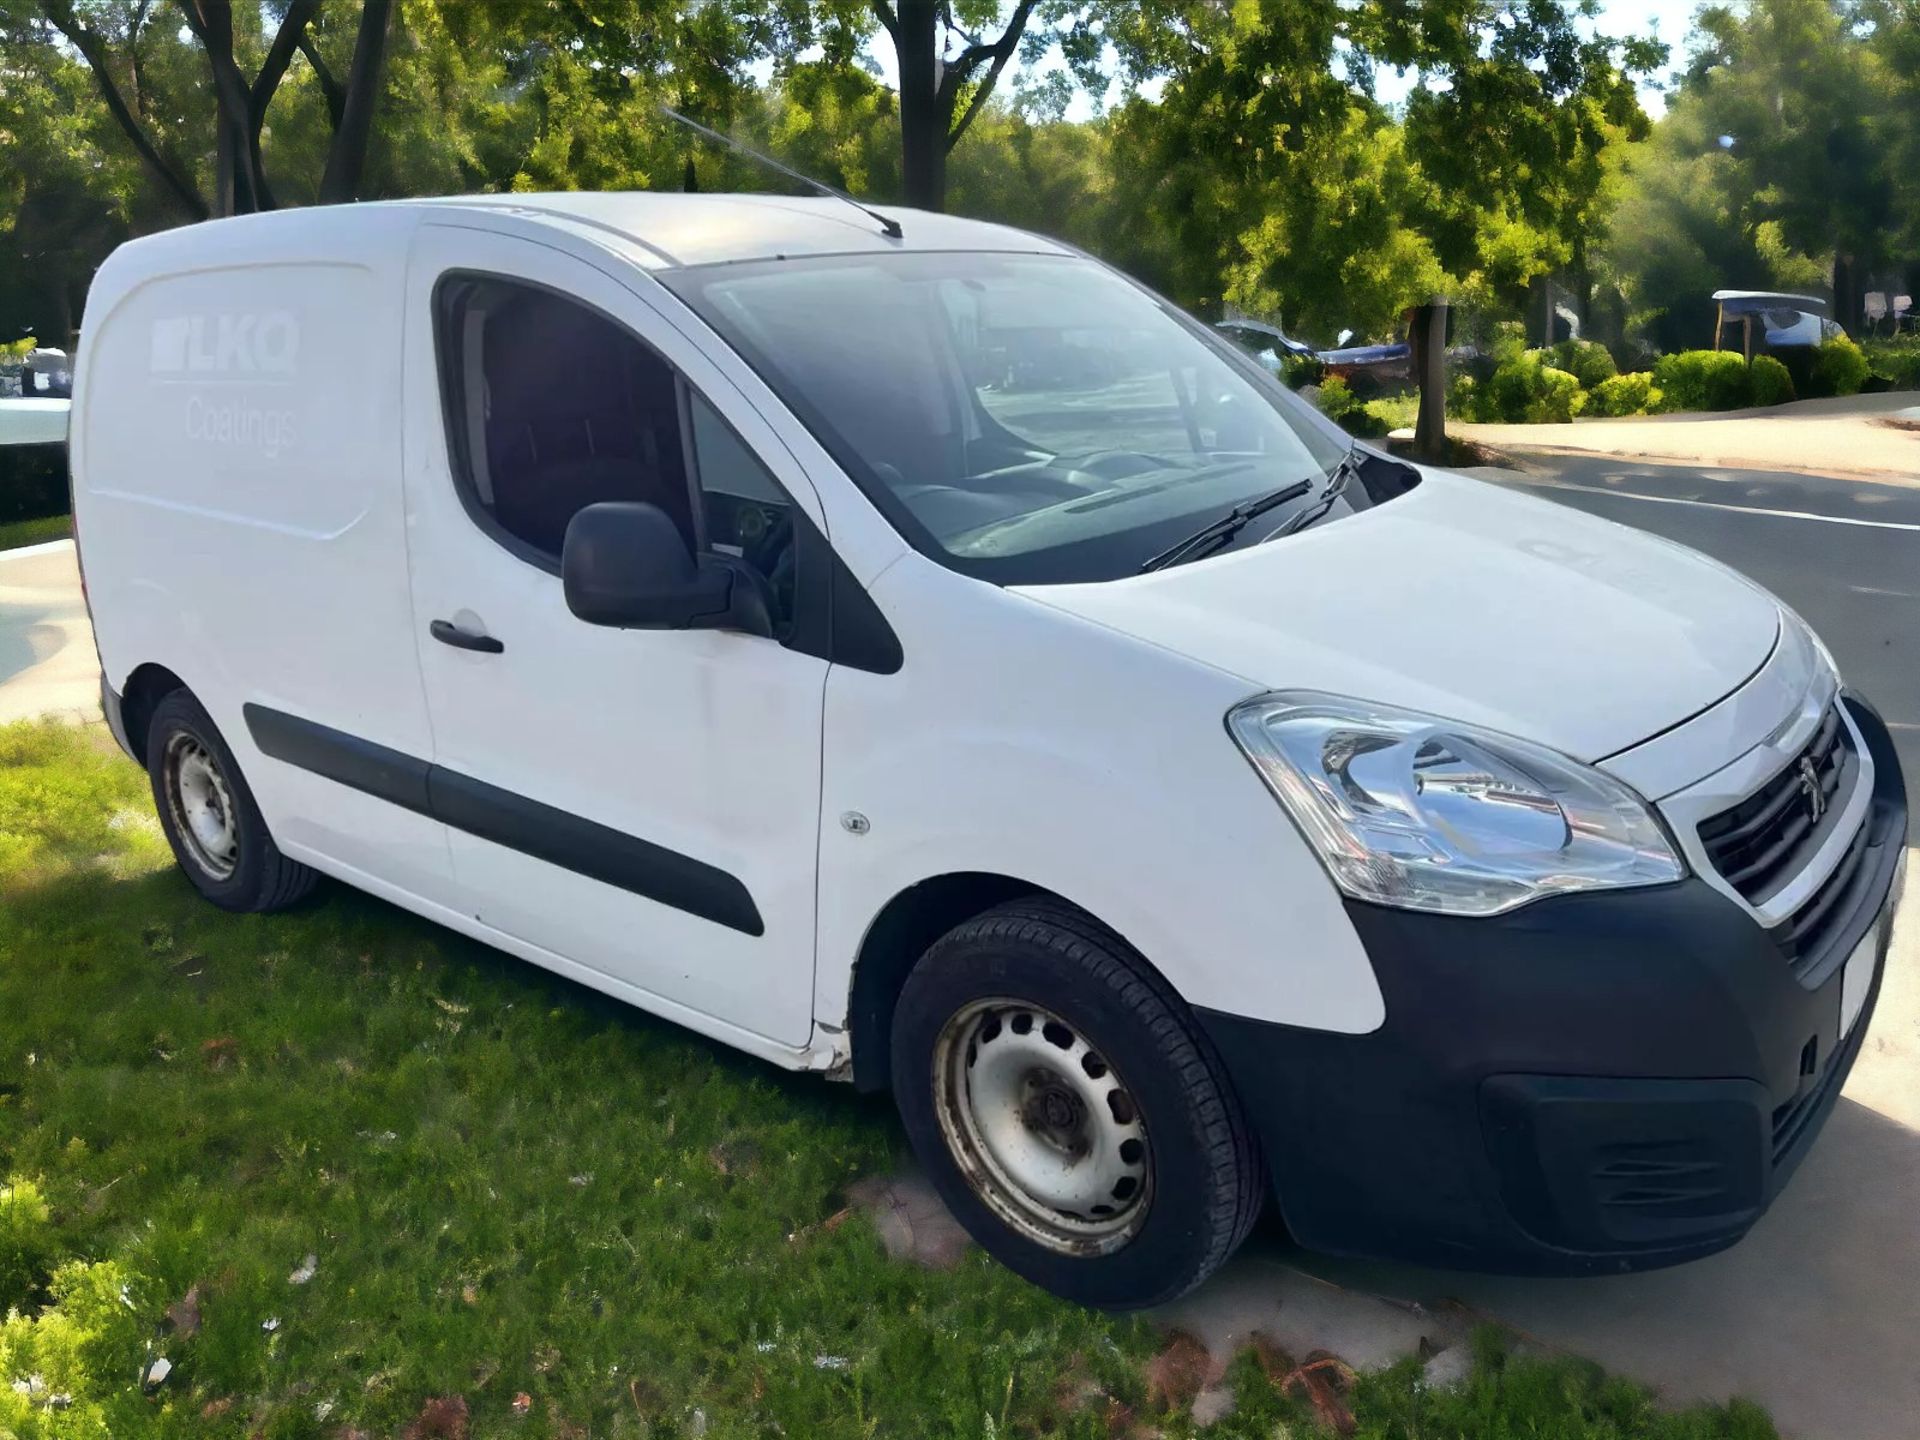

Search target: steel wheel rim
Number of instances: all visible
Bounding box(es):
[932,997,1152,1256]
[163,732,240,880]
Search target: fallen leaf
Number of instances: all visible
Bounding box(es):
[1277,1352,1358,1437]
[532,1344,561,1374]
[201,1036,238,1071]
[262,1316,281,1333]
[200,1398,234,1419]
[510,1392,532,1417]
[289,1254,318,1286]
[166,1285,203,1337]
[461,1284,478,1306]
[1143,1331,1214,1411]
[401,1394,470,1440]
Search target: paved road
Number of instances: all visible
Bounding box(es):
[1474,454,1920,832]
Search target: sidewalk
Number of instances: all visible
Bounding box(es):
[1452,391,1920,481]
[0,539,99,724]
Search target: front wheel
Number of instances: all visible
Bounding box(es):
[891,899,1262,1308]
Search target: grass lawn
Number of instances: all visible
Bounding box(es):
[0,719,1780,1438]
[0,514,71,552]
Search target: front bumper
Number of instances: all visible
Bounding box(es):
[1200,693,1907,1274]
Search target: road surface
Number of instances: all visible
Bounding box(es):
[1475,453,1920,822]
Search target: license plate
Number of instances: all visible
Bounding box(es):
[1839,911,1885,1040]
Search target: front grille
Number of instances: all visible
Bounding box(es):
[1777,820,1875,986]
[1697,705,1850,903]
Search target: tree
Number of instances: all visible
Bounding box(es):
[1601,0,1901,346]
[871,0,1043,210]
[36,0,397,217]
[1088,0,1657,454]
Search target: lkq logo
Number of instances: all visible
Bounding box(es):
[149,311,300,378]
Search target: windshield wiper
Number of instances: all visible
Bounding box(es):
[1263,449,1362,543]
[1138,477,1315,572]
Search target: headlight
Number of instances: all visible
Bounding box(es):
[1227,692,1686,916]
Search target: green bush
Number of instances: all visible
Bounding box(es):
[1749,354,1796,407]
[1533,366,1583,423]
[1548,338,1618,389]
[1469,353,1583,424]
[0,446,69,523]
[1652,350,1753,411]
[1806,335,1870,398]
[1586,371,1658,417]
[1313,376,1392,436]
[1862,336,1920,390]
[0,1178,54,1311]
[1281,351,1326,389]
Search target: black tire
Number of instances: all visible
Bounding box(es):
[145,689,318,913]
[890,898,1262,1309]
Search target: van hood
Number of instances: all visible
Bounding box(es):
[1014,470,1782,763]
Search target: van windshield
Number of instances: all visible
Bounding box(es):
[662,251,1356,584]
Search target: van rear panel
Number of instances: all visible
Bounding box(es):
[74,212,449,894]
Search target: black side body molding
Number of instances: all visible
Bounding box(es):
[242,704,764,936]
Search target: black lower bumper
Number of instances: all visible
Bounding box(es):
[1200,693,1907,1274]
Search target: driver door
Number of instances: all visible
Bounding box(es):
[401,223,829,1048]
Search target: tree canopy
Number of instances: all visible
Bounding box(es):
[3,0,1906,377]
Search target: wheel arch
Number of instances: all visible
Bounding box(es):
[845,872,1168,1092]
[119,662,191,760]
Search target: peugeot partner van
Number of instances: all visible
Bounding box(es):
[72,195,1905,1309]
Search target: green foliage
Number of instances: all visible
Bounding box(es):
[1548,338,1618,388]
[1806,336,1871,398]
[0,1258,155,1439]
[1223,1324,1778,1440]
[1281,352,1326,389]
[1749,354,1796,407]
[0,1178,55,1311]
[1313,375,1391,437]
[1585,371,1661,416]
[1652,350,1754,411]
[1467,352,1584,423]
[1863,336,1920,390]
[0,448,71,525]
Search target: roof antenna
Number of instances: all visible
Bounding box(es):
[658,104,903,240]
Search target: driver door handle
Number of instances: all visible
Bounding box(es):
[430,619,504,654]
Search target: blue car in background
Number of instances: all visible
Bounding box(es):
[1217,318,1413,395]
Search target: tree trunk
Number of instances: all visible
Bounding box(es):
[894,0,947,211]
[1411,300,1449,463]
[318,0,396,203]
[1832,252,1859,336]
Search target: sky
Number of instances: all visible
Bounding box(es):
[855,0,1699,123]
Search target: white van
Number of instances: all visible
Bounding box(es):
[72,195,1905,1308]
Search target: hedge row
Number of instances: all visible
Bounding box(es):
[1449,337,1871,425]
[0,445,70,523]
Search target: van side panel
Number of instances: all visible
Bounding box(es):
[74,215,454,899]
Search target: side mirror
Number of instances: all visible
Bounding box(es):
[561,502,772,637]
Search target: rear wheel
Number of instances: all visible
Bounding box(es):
[146,690,318,912]
[891,898,1262,1308]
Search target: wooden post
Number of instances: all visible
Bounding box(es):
[1413,297,1450,463]
[1713,301,1724,350]
[1742,314,1754,366]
